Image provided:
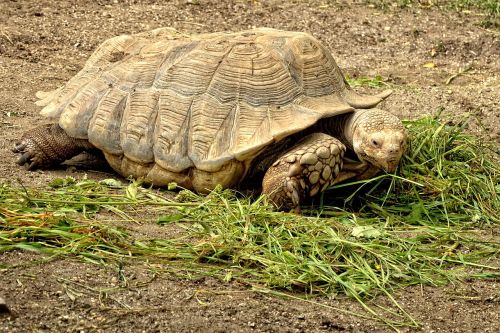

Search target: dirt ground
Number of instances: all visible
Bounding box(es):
[0,0,499,332]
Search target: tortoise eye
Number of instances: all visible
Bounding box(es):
[371,139,379,147]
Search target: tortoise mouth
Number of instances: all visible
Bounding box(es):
[386,158,400,172]
[385,162,398,173]
[356,152,400,173]
[356,151,371,164]
[376,157,401,173]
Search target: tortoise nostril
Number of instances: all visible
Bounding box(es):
[388,145,400,154]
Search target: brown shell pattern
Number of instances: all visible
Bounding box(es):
[35,28,387,173]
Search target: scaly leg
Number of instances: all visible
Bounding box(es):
[13,124,94,170]
[262,133,346,212]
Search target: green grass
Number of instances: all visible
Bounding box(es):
[363,0,499,28]
[449,0,499,16]
[346,75,390,89]
[447,0,499,27]
[1,116,499,329]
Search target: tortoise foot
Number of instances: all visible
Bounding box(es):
[13,125,54,170]
[13,124,93,171]
[262,133,346,212]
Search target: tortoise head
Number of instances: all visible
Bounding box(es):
[351,109,407,172]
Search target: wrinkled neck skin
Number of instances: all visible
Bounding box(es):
[325,109,365,151]
[340,109,365,150]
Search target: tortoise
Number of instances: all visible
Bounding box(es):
[13,28,407,211]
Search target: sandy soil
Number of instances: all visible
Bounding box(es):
[0,1,499,332]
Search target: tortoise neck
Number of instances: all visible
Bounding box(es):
[341,110,366,150]
[321,110,364,150]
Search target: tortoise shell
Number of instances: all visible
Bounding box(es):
[35,28,388,191]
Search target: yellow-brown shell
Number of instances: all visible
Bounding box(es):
[35,28,389,191]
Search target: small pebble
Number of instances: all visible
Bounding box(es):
[0,297,9,313]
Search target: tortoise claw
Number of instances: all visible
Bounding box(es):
[27,160,39,171]
[17,151,32,165]
[15,147,43,171]
[13,139,43,170]
[12,143,27,153]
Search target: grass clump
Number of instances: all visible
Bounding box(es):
[329,116,498,225]
[361,0,499,28]
[446,0,499,28]
[1,115,499,328]
[448,0,499,17]
[0,207,127,260]
[399,117,498,223]
[346,75,389,89]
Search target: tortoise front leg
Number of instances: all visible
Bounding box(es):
[262,133,346,213]
[13,124,94,170]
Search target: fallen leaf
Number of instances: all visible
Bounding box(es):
[351,226,382,238]
[100,178,123,188]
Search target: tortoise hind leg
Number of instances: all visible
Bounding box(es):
[262,133,346,213]
[13,124,94,170]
